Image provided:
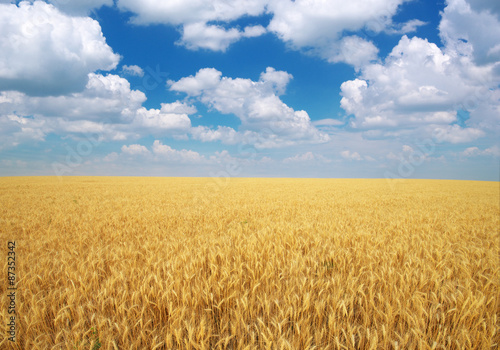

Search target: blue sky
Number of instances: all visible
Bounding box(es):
[0,0,499,180]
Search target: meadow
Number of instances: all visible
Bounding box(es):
[0,177,498,349]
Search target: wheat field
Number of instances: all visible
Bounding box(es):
[0,177,498,349]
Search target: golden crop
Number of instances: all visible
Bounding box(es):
[0,177,498,349]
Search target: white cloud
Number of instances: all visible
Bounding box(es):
[103,152,119,162]
[243,25,267,38]
[340,150,363,161]
[130,107,192,133]
[169,67,328,148]
[341,36,469,127]
[461,145,500,157]
[117,0,268,25]
[433,124,485,143]
[122,65,144,77]
[402,145,414,153]
[0,73,196,147]
[0,1,120,96]
[466,0,500,19]
[113,0,421,65]
[47,0,113,15]
[312,118,344,126]
[266,0,405,64]
[440,0,500,65]
[121,144,150,156]
[284,152,313,163]
[190,125,239,144]
[168,68,222,96]
[160,101,197,115]
[152,140,205,163]
[180,23,241,52]
[0,74,145,122]
[0,113,45,150]
[283,151,330,163]
[117,0,267,51]
[179,22,267,51]
[328,36,379,69]
[339,32,498,145]
[259,67,293,95]
[386,19,427,34]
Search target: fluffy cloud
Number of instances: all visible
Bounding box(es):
[152,140,205,163]
[461,146,500,157]
[337,0,500,149]
[440,0,500,65]
[386,19,427,34]
[340,150,363,161]
[117,0,268,24]
[466,0,500,19]
[0,74,145,122]
[190,126,239,144]
[313,119,344,127]
[160,101,197,115]
[46,0,113,15]
[0,1,120,96]
[267,0,401,45]
[433,124,485,143]
[112,0,417,65]
[341,35,471,127]
[0,113,45,150]
[339,33,498,145]
[266,0,406,64]
[328,36,379,69]
[128,107,192,133]
[121,144,150,156]
[169,67,328,148]
[0,73,197,148]
[117,0,267,51]
[179,22,266,51]
[122,65,144,77]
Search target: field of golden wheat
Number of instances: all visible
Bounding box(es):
[0,177,498,349]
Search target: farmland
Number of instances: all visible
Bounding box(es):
[0,177,499,349]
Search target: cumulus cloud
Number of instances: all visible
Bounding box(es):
[128,107,192,133]
[160,101,197,115]
[433,124,485,143]
[169,67,328,148]
[152,140,205,163]
[46,0,113,15]
[466,0,500,19]
[440,0,500,65]
[461,145,500,157]
[0,73,198,148]
[190,125,239,144]
[340,150,363,161]
[386,19,427,34]
[112,0,421,65]
[312,119,344,127]
[179,22,266,51]
[117,0,268,25]
[341,35,471,128]
[339,32,498,145]
[121,144,150,156]
[0,74,145,122]
[0,113,45,150]
[336,0,500,148]
[266,0,405,65]
[324,36,379,69]
[117,0,267,51]
[0,1,120,96]
[122,65,144,77]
